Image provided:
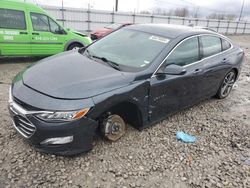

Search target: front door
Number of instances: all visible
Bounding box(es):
[29,12,67,56]
[149,36,204,123]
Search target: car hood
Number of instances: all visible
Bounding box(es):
[22,51,134,99]
[71,30,87,37]
[91,28,112,35]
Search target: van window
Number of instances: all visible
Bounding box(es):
[31,13,50,32]
[0,9,26,29]
[201,36,222,58]
[49,18,64,34]
[164,37,199,66]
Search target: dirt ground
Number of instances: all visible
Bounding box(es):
[0,35,249,188]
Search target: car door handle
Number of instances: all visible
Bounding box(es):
[32,33,39,35]
[193,69,203,74]
[19,31,28,35]
[221,58,229,63]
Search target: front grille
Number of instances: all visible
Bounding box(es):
[13,115,36,138]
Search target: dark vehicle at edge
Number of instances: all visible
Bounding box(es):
[9,24,245,155]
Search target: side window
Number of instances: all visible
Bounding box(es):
[164,37,199,66]
[201,36,221,58]
[221,39,231,51]
[0,9,26,29]
[30,13,50,32]
[49,18,64,34]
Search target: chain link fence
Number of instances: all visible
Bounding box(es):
[43,5,250,34]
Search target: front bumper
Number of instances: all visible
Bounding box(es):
[9,101,98,156]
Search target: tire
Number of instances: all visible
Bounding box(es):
[216,70,236,99]
[100,114,126,141]
[67,43,83,51]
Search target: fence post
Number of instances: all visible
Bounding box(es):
[235,21,239,34]
[243,22,247,34]
[182,17,185,25]
[226,20,230,34]
[151,15,154,23]
[217,20,220,32]
[206,19,209,27]
[61,1,65,26]
[132,10,135,24]
[111,9,115,24]
[168,16,170,24]
[195,18,198,26]
[87,5,91,32]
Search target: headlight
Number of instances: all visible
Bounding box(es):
[36,108,90,121]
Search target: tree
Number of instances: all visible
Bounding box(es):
[207,13,236,20]
[174,7,189,17]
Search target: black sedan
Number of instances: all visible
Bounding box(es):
[9,24,245,155]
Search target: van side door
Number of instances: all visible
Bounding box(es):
[0,8,31,56]
[29,12,67,56]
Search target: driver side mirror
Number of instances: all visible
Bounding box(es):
[158,64,186,75]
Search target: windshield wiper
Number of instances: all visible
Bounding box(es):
[92,55,121,71]
[84,49,93,59]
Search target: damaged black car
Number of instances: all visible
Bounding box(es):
[9,24,245,155]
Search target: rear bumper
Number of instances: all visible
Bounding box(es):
[9,101,98,156]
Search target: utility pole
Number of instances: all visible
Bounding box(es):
[115,0,118,12]
[239,0,245,21]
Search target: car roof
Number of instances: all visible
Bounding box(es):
[127,23,215,39]
[2,0,46,13]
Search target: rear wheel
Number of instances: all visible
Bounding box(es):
[100,114,126,141]
[216,70,236,99]
[67,43,83,51]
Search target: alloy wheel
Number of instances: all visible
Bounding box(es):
[220,71,236,98]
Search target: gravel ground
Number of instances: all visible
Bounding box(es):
[0,35,249,188]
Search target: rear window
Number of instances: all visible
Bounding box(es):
[0,9,26,30]
[201,36,222,58]
[221,39,231,51]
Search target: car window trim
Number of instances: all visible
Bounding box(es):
[0,8,27,30]
[152,33,233,78]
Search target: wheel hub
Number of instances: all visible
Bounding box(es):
[102,114,125,141]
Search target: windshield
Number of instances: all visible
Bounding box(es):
[84,28,169,71]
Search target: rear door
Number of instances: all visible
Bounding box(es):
[0,8,31,56]
[198,35,233,97]
[29,12,67,55]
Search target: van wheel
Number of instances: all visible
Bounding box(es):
[216,70,236,99]
[101,114,126,141]
[67,43,83,51]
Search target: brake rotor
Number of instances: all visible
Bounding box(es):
[102,114,126,141]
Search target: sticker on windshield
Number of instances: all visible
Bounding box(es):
[149,36,169,43]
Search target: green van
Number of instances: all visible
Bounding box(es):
[0,0,92,56]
